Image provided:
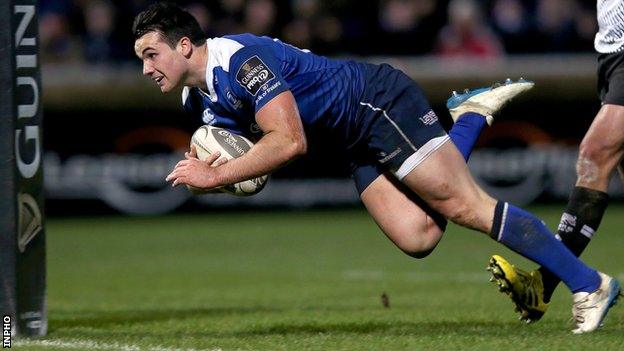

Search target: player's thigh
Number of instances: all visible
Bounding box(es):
[353,64,494,232]
[576,104,624,189]
[355,63,448,174]
[400,140,497,233]
[360,173,445,258]
[588,53,624,176]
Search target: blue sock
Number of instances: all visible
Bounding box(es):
[448,112,487,162]
[491,202,601,293]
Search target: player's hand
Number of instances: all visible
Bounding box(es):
[165,150,228,189]
[184,145,228,165]
[185,145,198,160]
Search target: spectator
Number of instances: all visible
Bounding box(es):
[435,0,504,58]
[34,0,600,63]
[215,0,245,35]
[184,2,214,37]
[243,0,278,36]
[491,0,533,53]
[533,0,581,52]
[375,0,444,55]
[333,0,378,55]
[311,15,343,53]
[39,11,80,63]
[573,4,599,50]
[283,19,313,50]
[82,0,121,63]
[283,0,343,54]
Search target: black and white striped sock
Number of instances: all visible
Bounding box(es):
[539,186,609,302]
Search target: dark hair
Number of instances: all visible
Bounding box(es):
[132,2,206,47]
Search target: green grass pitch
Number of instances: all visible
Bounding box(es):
[16,205,624,350]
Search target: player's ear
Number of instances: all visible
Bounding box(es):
[177,36,192,57]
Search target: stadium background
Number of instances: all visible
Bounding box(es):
[39,0,616,215]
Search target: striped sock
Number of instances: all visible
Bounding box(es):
[491,202,601,293]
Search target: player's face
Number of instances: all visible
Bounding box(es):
[134,31,188,93]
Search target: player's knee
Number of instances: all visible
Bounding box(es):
[404,247,435,259]
[398,221,444,259]
[576,140,616,185]
[402,240,438,259]
[578,133,623,169]
[578,140,607,167]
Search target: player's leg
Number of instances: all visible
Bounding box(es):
[358,169,446,258]
[447,79,534,161]
[354,79,531,258]
[384,127,599,292]
[353,114,480,258]
[398,139,619,333]
[447,112,487,161]
[576,104,624,191]
[537,104,624,297]
[617,159,624,183]
[358,107,494,258]
[357,64,617,331]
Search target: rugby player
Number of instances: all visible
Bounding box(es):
[133,2,620,333]
[489,0,624,326]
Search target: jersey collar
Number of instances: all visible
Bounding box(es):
[204,37,244,103]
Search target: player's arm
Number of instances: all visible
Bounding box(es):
[192,90,306,187]
[166,44,308,189]
[212,89,307,183]
[166,90,306,189]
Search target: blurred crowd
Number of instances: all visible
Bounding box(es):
[39,0,598,65]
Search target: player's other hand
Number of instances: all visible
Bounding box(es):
[165,150,228,189]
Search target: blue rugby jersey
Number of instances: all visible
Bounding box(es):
[182,34,366,147]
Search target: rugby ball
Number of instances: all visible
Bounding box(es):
[190,125,268,196]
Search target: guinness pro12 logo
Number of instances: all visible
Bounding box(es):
[236,55,275,96]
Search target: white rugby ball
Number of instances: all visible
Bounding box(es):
[190,125,268,196]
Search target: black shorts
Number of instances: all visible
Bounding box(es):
[349,63,449,194]
[598,51,624,106]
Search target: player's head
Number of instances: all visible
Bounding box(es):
[132,2,206,93]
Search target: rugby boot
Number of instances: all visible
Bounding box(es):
[487,254,549,323]
[572,271,621,334]
[447,78,534,125]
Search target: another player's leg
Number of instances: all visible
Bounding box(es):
[541,104,624,295]
[491,104,624,323]
[399,140,620,333]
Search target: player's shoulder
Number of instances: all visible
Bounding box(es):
[207,34,280,74]
[223,33,278,49]
[206,36,245,72]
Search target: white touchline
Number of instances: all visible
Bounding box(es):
[14,338,224,351]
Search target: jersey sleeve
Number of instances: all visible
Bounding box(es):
[228,45,290,113]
